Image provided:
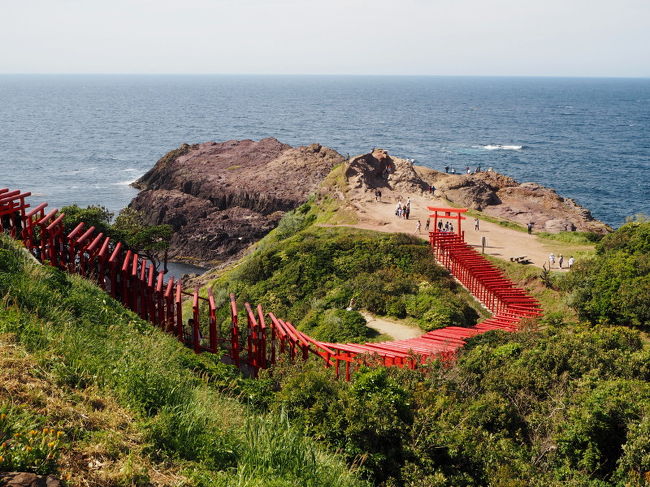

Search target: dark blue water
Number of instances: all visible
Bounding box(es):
[1,75,649,228]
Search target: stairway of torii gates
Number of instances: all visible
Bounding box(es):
[0,188,542,379]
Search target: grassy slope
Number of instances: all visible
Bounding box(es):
[198,201,487,343]
[0,235,367,487]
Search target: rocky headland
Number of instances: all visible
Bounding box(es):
[130,138,345,266]
[346,148,611,234]
[129,142,610,266]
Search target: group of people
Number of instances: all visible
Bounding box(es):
[395,197,411,219]
[549,253,574,269]
[444,165,494,174]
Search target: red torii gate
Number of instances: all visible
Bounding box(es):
[428,207,468,239]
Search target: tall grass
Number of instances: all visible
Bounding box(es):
[0,235,367,486]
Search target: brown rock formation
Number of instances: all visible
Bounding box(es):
[418,168,611,234]
[348,149,610,234]
[346,149,429,195]
[0,472,61,487]
[130,138,345,265]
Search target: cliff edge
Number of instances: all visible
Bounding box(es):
[130,138,345,265]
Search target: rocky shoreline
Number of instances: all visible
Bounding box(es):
[129,140,610,266]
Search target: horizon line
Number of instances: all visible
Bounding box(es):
[1,72,649,80]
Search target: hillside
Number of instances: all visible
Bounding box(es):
[0,235,367,487]
[2,211,649,486]
[194,210,650,486]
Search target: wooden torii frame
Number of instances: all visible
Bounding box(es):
[428,207,468,239]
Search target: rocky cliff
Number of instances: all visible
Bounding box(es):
[130,138,345,265]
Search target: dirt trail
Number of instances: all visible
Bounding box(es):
[360,312,422,341]
[340,191,580,271]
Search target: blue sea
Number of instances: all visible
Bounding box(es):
[1,75,649,229]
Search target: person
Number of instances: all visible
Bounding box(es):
[474,218,480,231]
[405,205,410,220]
[444,222,450,232]
[527,222,533,234]
[425,218,430,231]
[374,189,380,201]
[445,165,449,173]
[568,256,575,268]
[466,166,471,174]
[558,255,564,269]
[395,201,402,216]
[476,165,481,172]
[377,190,382,201]
[438,221,443,231]
[430,184,435,194]
[549,253,556,268]
[406,197,411,207]
[416,220,421,234]
[450,167,456,174]
[449,223,454,233]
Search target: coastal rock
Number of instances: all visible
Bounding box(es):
[346,149,429,195]
[130,138,345,265]
[0,472,61,487]
[348,150,610,234]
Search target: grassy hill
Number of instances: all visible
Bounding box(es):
[0,234,367,486]
[2,206,649,486]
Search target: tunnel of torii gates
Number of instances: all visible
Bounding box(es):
[0,189,542,380]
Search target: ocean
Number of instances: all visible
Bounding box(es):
[1,75,649,230]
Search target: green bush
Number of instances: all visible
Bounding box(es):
[564,220,650,329]
[215,227,478,338]
[307,309,373,343]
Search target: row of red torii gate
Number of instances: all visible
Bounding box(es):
[0,188,542,380]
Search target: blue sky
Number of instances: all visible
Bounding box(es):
[2,0,649,76]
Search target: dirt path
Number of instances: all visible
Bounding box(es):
[360,311,422,341]
[340,191,585,271]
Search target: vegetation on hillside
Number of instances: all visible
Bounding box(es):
[563,218,650,329]
[209,202,481,343]
[0,235,367,486]
[61,204,173,271]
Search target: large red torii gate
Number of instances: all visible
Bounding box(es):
[428,207,468,239]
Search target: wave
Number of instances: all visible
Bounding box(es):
[482,144,523,151]
[112,180,136,186]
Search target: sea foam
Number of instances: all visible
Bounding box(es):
[483,144,523,151]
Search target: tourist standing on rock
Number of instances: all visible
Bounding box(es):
[527,222,533,234]
[558,255,564,269]
[416,220,421,234]
[474,218,480,231]
[568,256,575,268]
[549,253,556,268]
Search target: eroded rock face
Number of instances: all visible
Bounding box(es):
[346,149,429,195]
[130,138,345,265]
[0,472,61,487]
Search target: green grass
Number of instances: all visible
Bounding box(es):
[0,235,367,487]
[536,231,603,245]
